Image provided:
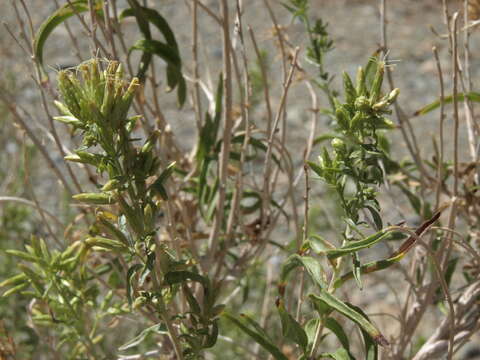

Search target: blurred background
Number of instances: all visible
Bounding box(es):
[1,0,479,358]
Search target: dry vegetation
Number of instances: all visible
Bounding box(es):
[0,0,479,359]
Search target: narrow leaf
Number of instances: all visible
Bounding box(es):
[304,318,320,352]
[129,39,186,106]
[126,264,143,306]
[118,323,167,351]
[34,1,100,68]
[365,205,383,231]
[321,230,393,260]
[281,254,327,289]
[324,317,355,359]
[222,312,288,360]
[309,292,388,347]
[413,92,480,116]
[319,348,351,360]
[346,303,378,360]
[5,250,40,263]
[276,299,308,352]
[332,209,444,288]
[165,271,209,289]
[150,161,176,199]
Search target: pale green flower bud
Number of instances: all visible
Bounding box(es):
[73,192,116,205]
[331,138,346,153]
[354,96,370,112]
[343,71,357,105]
[369,61,385,103]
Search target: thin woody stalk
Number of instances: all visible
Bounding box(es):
[207,0,234,264]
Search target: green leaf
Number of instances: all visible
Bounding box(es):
[444,257,459,288]
[17,264,44,294]
[281,254,327,289]
[165,271,209,289]
[222,312,288,360]
[183,284,202,316]
[136,8,177,52]
[396,183,422,215]
[364,52,381,89]
[352,252,362,290]
[126,264,143,306]
[203,320,219,348]
[332,209,444,289]
[129,39,186,106]
[308,161,324,178]
[129,39,181,70]
[319,348,351,360]
[304,318,320,352]
[309,235,336,254]
[118,323,167,351]
[5,250,41,263]
[125,0,151,37]
[346,303,378,360]
[85,237,128,252]
[196,74,223,163]
[320,230,393,260]
[150,161,176,199]
[333,257,399,289]
[157,161,176,184]
[365,205,383,231]
[313,134,336,146]
[239,312,272,340]
[276,299,308,352]
[309,293,388,346]
[120,3,180,86]
[231,134,282,168]
[72,192,116,205]
[34,0,103,69]
[413,92,480,116]
[0,273,28,288]
[324,318,354,358]
[1,282,29,297]
[123,0,152,81]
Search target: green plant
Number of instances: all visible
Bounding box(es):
[1,0,479,359]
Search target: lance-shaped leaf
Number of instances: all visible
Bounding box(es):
[203,320,219,348]
[222,312,288,360]
[276,298,308,353]
[318,230,393,260]
[34,0,103,69]
[319,348,351,360]
[85,237,128,252]
[196,73,223,164]
[280,254,327,292]
[5,250,41,264]
[164,270,209,289]
[123,0,152,81]
[129,39,186,106]
[352,252,362,289]
[0,274,28,289]
[1,282,29,297]
[413,92,480,116]
[309,293,388,347]
[333,207,445,289]
[150,161,176,200]
[126,264,143,306]
[324,317,354,358]
[118,323,167,351]
[346,303,378,360]
[304,318,320,352]
[121,4,180,88]
[365,205,383,231]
